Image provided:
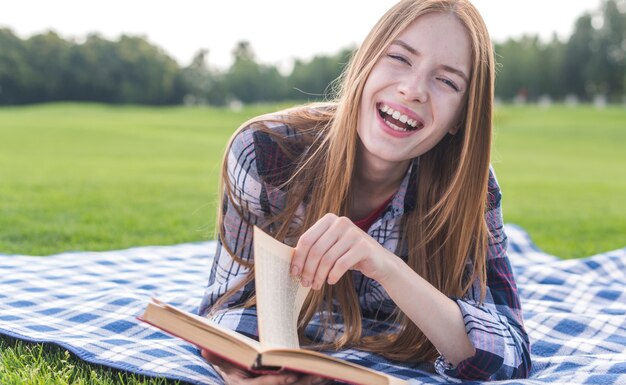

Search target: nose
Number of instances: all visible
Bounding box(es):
[397,72,428,103]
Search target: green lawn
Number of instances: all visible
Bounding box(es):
[0,336,177,385]
[492,105,626,258]
[1,102,625,383]
[0,103,274,256]
[1,102,624,258]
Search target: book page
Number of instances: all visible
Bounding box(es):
[254,226,311,350]
[141,298,408,385]
[157,299,262,350]
[140,299,261,369]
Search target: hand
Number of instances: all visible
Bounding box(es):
[201,349,328,385]
[291,213,399,290]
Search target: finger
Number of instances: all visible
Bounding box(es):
[310,218,362,289]
[292,214,336,281]
[201,349,225,365]
[212,362,251,383]
[327,247,364,285]
[243,372,300,385]
[311,235,352,290]
[204,351,327,385]
[205,348,303,385]
[300,230,341,288]
[296,375,330,385]
[299,216,354,288]
[202,349,255,381]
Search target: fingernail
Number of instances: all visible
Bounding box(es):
[301,278,310,287]
[291,265,299,276]
[285,375,298,384]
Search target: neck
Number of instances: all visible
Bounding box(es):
[354,141,410,192]
[350,145,410,220]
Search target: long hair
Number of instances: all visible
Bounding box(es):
[212,0,495,363]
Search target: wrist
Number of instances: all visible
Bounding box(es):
[376,252,404,287]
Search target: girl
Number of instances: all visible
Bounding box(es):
[199,0,531,383]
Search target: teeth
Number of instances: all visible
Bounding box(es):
[384,119,407,132]
[379,104,419,128]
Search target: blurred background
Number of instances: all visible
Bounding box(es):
[0,1,625,383]
[0,0,624,258]
[1,0,624,105]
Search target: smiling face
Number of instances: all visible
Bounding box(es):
[357,11,472,172]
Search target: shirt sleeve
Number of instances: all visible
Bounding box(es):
[435,167,532,380]
[197,126,266,340]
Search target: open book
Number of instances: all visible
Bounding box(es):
[140,227,407,385]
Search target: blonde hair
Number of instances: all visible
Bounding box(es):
[214,0,495,363]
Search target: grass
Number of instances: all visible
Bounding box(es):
[0,335,178,384]
[1,102,624,258]
[0,102,276,256]
[492,105,626,259]
[0,102,625,383]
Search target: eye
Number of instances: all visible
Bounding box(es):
[387,53,411,65]
[438,77,460,92]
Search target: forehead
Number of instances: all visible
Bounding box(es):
[394,12,472,73]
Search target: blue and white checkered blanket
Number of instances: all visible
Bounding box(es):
[1,225,625,385]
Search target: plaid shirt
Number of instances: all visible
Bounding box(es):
[199,122,531,381]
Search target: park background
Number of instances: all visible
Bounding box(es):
[0,0,625,384]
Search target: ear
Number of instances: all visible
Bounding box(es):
[448,121,462,135]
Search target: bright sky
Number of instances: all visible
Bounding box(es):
[0,0,603,69]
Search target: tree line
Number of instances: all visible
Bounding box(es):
[495,0,626,103]
[1,0,624,105]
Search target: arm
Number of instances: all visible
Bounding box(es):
[198,126,265,339]
[291,168,531,380]
[370,170,532,380]
[433,169,531,380]
[291,214,475,363]
[199,125,329,385]
[199,122,302,327]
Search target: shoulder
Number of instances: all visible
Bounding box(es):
[229,119,293,158]
[229,102,333,152]
[227,103,332,189]
[228,118,304,188]
[486,165,502,211]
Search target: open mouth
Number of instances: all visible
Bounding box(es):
[377,103,423,132]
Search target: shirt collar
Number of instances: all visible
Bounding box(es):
[384,157,419,220]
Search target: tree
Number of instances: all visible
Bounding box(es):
[593,0,626,100]
[72,34,186,104]
[70,34,120,103]
[563,13,595,100]
[181,49,226,105]
[23,31,74,102]
[287,48,354,101]
[113,35,184,104]
[224,41,287,103]
[0,28,27,104]
[537,35,566,100]
[494,36,545,101]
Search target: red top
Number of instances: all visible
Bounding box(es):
[352,196,394,231]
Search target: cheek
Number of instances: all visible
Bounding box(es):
[361,80,376,104]
[361,65,389,98]
[435,93,466,128]
[449,107,466,135]
[452,98,468,133]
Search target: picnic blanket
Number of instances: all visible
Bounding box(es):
[0,224,625,385]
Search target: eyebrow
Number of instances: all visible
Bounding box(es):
[390,39,469,84]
